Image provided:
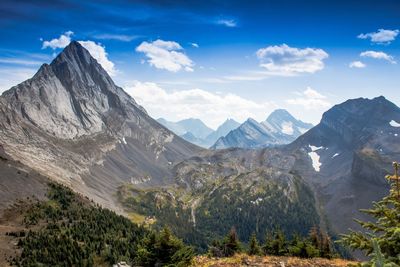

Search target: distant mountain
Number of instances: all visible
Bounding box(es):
[212,118,277,149]
[157,118,187,135]
[178,118,214,139]
[212,109,313,149]
[204,118,240,146]
[286,96,400,236]
[179,132,205,147]
[263,109,313,142]
[157,117,237,148]
[157,118,213,140]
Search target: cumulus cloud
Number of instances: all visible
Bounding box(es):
[360,50,396,64]
[349,61,366,68]
[358,29,399,44]
[124,80,275,128]
[42,31,74,50]
[286,87,331,110]
[78,41,116,76]
[136,39,194,72]
[256,44,329,76]
[216,19,237,27]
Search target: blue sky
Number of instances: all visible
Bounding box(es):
[1,0,399,128]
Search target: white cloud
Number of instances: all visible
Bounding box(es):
[256,44,329,76]
[286,87,331,110]
[78,41,117,76]
[0,67,36,93]
[42,31,74,50]
[0,58,43,66]
[41,32,117,76]
[360,50,396,64]
[216,19,237,27]
[349,61,366,68]
[124,80,275,128]
[358,29,399,44]
[136,39,194,72]
[93,34,139,42]
[191,43,199,48]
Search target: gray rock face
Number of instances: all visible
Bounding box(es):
[211,110,312,149]
[286,96,400,236]
[0,41,200,210]
[1,41,144,139]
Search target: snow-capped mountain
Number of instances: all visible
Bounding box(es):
[212,109,313,149]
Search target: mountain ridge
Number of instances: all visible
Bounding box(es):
[212,110,313,149]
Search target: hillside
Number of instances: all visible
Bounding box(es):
[192,254,357,267]
[0,182,193,267]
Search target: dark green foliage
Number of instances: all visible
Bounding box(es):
[208,227,242,257]
[248,232,262,256]
[261,227,336,259]
[135,227,195,267]
[12,183,194,267]
[118,173,320,252]
[339,163,400,266]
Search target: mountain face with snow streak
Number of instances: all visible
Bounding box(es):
[211,110,313,149]
[263,109,313,142]
[286,96,400,236]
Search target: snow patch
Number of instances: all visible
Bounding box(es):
[281,121,294,135]
[390,120,400,127]
[395,133,398,137]
[332,153,340,158]
[250,197,263,205]
[164,134,174,143]
[298,127,309,134]
[308,145,322,172]
[122,137,127,145]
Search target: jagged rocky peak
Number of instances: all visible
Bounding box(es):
[1,41,141,139]
[320,96,400,144]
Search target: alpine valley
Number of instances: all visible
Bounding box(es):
[1,42,399,264]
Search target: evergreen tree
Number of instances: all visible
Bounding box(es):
[340,162,400,266]
[248,232,262,256]
[223,227,241,257]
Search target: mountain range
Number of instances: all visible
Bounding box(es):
[212,109,313,149]
[0,41,399,258]
[158,117,240,147]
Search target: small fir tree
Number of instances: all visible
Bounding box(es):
[248,232,262,256]
[339,162,400,266]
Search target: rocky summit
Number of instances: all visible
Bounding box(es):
[0,41,200,210]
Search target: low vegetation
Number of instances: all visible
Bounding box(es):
[208,226,337,259]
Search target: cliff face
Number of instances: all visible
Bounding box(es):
[0,41,200,210]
